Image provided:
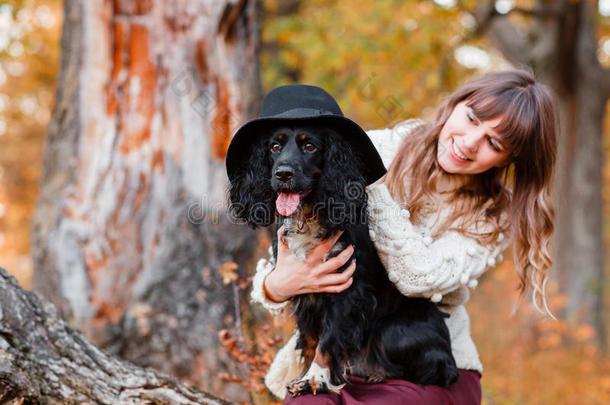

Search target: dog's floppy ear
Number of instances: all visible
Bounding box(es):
[314,130,368,231]
[227,135,276,228]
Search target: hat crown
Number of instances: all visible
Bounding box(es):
[259,84,344,118]
[226,84,387,185]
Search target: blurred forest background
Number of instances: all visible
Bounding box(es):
[2,0,610,404]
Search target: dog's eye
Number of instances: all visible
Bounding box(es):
[303,143,317,152]
[270,142,281,152]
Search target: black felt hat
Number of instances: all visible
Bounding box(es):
[225,84,386,184]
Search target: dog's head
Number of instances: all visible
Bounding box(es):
[228,122,368,230]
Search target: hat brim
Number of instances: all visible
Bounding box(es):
[225,115,387,185]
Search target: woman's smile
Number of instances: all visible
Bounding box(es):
[449,138,472,162]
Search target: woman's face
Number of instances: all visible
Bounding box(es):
[437,101,512,174]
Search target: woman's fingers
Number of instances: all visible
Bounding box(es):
[321,277,353,294]
[319,259,356,286]
[275,225,356,295]
[277,225,288,250]
[314,244,354,275]
[300,259,356,295]
[307,230,344,264]
[318,261,356,293]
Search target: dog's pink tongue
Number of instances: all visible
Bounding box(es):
[276,193,301,216]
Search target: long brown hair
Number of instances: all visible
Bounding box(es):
[381,69,558,316]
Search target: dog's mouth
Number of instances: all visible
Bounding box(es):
[276,189,311,217]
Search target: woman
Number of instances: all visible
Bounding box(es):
[251,69,558,404]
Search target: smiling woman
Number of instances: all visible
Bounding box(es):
[382,69,557,311]
[437,101,511,174]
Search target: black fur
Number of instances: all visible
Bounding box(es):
[228,123,458,391]
[228,134,276,227]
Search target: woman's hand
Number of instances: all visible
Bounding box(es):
[263,226,356,303]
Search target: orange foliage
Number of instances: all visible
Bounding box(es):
[220,261,239,285]
[0,0,61,288]
[218,327,284,398]
[469,257,610,405]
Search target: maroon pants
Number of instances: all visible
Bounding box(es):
[283,369,481,405]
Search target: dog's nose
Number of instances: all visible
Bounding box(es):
[275,166,294,182]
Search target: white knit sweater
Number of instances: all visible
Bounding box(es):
[250,119,511,398]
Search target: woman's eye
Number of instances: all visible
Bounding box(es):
[466,111,475,123]
[270,142,281,152]
[487,138,501,152]
[304,143,317,152]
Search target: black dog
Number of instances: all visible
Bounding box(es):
[228,122,458,396]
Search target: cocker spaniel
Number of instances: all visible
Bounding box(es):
[228,122,458,396]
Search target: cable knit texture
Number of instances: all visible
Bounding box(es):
[251,247,288,316]
[250,119,511,398]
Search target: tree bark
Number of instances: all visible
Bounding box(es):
[476,0,608,347]
[31,0,266,400]
[0,267,231,405]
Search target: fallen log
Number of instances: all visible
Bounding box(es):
[0,268,232,405]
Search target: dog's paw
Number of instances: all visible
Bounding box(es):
[286,363,345,397]
[286,377,329,397]
[364,371,386,384]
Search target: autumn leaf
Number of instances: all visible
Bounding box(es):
[219,261,239,285]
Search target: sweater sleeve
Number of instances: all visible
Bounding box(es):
[366,182,510,303]
[366,119,424,167]
[250,247,290,316]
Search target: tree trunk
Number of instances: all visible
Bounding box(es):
[31,0,265,400]
[548,2,607,348]
[0,268,230,405]
[477,0,609,347]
